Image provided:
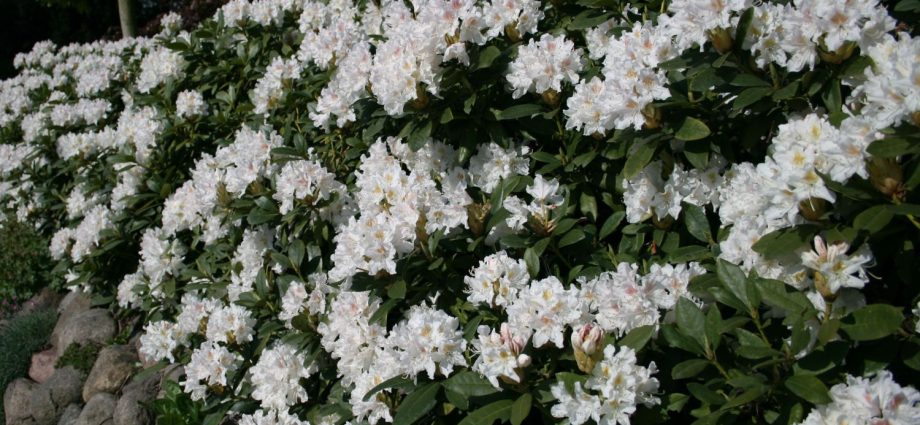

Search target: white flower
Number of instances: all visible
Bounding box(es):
[206,304,256,345]
[464,251,530,308]
[175,90,206,118]
[389,305,467,379]
[801,236,873,295]
[798,370,920,425]
[139,320,179,363]
[507,276,584,348]
[472,323,531,388]
[467,142,531,194]
[249,343,317,411]
[183,341,241,401]
[506,34,583,99]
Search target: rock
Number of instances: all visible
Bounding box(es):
[57,293,91,327]
[51,309,115,357]
[156,365,184,399]
[16,289,62,318]
[4,378,36,424]
[57,405,81,425]
[29,348,57,384]
[73,393,115,425]
[30,366,84,425]
[112,373,158,425]
[82,345,136,402]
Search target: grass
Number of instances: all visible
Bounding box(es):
[0,309,57,424]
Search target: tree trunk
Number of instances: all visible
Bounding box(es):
[117,0,135,38]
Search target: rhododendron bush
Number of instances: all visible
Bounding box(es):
[2,0,920,423]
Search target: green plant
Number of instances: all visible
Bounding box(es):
[54,342,102,375]
[0,220,53,302]
[152,380,224,425]
[0,309,57,422]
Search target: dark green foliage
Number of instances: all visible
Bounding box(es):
[55,342,102,375]
[0,221,54,304]
[0,309,57,422]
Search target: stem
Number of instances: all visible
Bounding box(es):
[117,0,136,38]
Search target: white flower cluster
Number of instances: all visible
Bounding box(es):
[472,323,531,388]
[249,343,316,412]
[623,160,724,224]
[506,34,583,99]
[175,90,206,118]
[465,250,530,308]
[579,262,705,336]
[318,291,466,423]
[329,137,470,282]
[136,47,186,93]
[567,19,676,134]
[273,158,353,223]
[467,142,530,193]
[551,345,660,425]
[798,370,920,424]
[252,56,301,115]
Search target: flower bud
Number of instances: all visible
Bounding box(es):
[642,104,661,130]
[571,323,605,373]
[505,24,522,43]
[408,84,429,110]
[798,197,827,222]
[466,202,491,236]
[707,27,734,54]
[818,41,856,64]
[541,89,560,108]
[868,157,906,201]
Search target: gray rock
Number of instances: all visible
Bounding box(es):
[29,348,57,384]
[56,293,91,327]
[82,346,136,402]
[57,404,81,425]
[51,309,115,357]
[156,365,184,399]
[4,378,36,424]
[73,393,115,425]
[112,373,158,425]
[30,366,84,425]
[15,289,62,319]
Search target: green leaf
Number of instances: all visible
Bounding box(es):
[458,399,514,425]
[668,245,713,263]
[393,382,440,425]
[840,304,904,341]
[623,141,657,179]
[734,328,777,359]
[754,278,813,314]
[580,193,598,222]
[510,393,532,425]
[866,137,920,158]
[476,46,502,70]
[733,7,755,48]
[785,375,832,405]
[672,359,710,380]
[568,10,614,30]
[387,279,407,299]
[494,104,543,120]
[363,376,415,401]
[524,247,540,277]
[599,211,625,240]
[558,228,586,248]
[288,239,305,270]
[853,205,894,234]
[716,259,759,313]
[443,371,498,398]
[730,73,770,88]
[752,225,818,259]
[408,121,432,151]
[676,297,707,350]
[619,325,656,351]
[733,87,772,111]
[440,108,455,124]
[682,202,711,243]
[675,117,711,141]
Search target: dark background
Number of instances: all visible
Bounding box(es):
[0,0,225,79]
